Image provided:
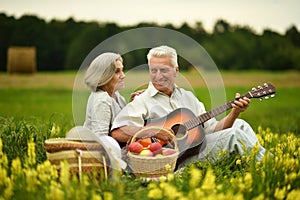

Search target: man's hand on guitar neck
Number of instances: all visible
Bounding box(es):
[214,93,251,132]
[232,93,251,115]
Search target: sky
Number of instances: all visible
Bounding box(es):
[1,0,300,34]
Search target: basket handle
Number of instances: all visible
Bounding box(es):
[129,126,178,151]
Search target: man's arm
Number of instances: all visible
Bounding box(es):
[111,126,142,143]
[214,93,250,132]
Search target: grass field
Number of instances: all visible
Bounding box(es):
[0,70,299,134]
[0,70,300,199]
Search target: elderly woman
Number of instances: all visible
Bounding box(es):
[83,52,126,136]
[67,52,128,171]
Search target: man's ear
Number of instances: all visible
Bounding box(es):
[175,66,179,76]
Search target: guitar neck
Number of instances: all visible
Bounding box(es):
[184,93,252,130]
[198,99,235,124]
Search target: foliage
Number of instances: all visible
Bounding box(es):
[0,123,300,199]
[0,117,72,167]
[1,13,300,71]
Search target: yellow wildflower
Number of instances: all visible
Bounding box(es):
[167,173,174,181]
[287,172,297,182]
[201,168,216,193]
[148,187,163,199]
[10,158,22,180]
[244,172,252,186]
[25,168,38,192]
[286,189,300,200]
[163,183,182,200]
[188,188,204,199]
[257,134,264,146]
[103,192,113,200]
[91,192,103,200]
[189,167,202,188]
[59,161,70,186]
[274,187,286,200]
[250,142,259,160]
[51,123,61,135]
[46,181,64,200]
[159,175,167,182]
[25,139,36,168]
[165,164,172,172]
[0,168,8,187]
[252,194,265,200]
[37,160,58,184]
[3,177,13,199]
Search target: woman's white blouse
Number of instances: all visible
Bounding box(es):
[83,90,126,136]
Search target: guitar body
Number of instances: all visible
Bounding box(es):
[144,107,206,159]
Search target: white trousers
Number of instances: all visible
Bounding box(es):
[177,119,269,168]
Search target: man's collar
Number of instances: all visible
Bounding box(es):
[147,82,179,97]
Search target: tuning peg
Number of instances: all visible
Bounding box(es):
[252,87,257,91]
[264,83,268,87]
[265,96,269,99]
[271,94,275,98]
[258,85,263,89]
[259,98,263,101]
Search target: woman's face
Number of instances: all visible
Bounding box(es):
[106,60,125,91]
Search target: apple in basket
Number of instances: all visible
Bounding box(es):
[149,142,162,155]
[139,149,154,156]
[128,142,143,154]
[162,148,177,156]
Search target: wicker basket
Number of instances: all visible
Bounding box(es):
[127,127,179,178]
[45,138,109,178]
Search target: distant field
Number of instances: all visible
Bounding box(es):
[1,70,299,89]
[0,70,299,134]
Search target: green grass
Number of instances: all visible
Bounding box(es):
[1,86,299,135]
[0,88,73,122]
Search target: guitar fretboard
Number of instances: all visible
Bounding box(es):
[183,93,251,130]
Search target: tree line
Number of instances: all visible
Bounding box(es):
[0,12,300,71]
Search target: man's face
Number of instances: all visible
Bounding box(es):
[149,56,178,96]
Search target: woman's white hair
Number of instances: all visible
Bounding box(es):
[84,52,123,92]
[147,45,178,68]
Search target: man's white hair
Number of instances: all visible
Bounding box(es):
[147,45,178,68]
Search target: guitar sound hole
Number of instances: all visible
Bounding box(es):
[171,124,187,139]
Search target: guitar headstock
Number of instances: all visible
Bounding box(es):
[247,83,276,100]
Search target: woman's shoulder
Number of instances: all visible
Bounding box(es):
[91,91,112,103]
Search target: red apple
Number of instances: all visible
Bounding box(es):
[162,148,177,156]
[149,142,162,155]
[139,149,153,156]
[128,142,143,153]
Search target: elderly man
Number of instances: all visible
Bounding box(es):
[111,45,269,168]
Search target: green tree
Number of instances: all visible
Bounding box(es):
[64,23,105,70]
[0,13,15,71]
[285,25,300,48]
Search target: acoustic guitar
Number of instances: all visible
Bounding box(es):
[143,83,276,162]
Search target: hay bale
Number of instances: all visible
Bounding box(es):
[7,46,37,74]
